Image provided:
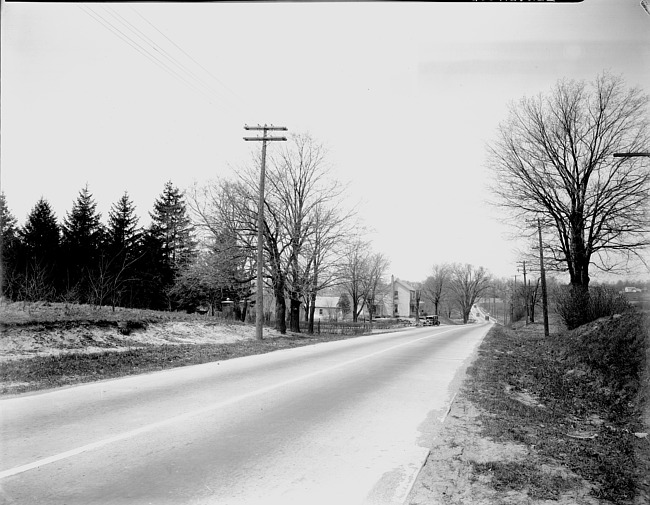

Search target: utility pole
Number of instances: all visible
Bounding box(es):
[244,124,288,340]
[537,218,550,337]
[512,274,518,325]
[517,260,528,324]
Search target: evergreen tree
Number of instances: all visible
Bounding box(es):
[136,227,172,310]
[150,181,196,272]
[20,197,61,300]
[149,181,196,309]
[105,192,141,308]
[61,185,105,303]
[107,192,140,255]
[0,193,22,299]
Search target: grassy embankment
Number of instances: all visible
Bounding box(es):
[0,302,394,395]
[461,306,649,503]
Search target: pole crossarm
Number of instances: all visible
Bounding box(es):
[613,152,650,157]
[243,124,288,340]
[244,137,287,142]
[244,125,288,131]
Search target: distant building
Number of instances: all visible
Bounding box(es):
[374,277,419,318]
[312,296,342,321]
[624,286,642,293]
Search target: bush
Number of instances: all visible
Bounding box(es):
[555,285,629,330]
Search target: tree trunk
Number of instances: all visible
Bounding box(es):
[271,273,287,334]
[274,293,286,334]
[529,297,535,323]
[289,294,301,333]
[308,291,316,334]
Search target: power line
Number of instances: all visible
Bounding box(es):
[105,5,238,113]
[98,5,230,111]
[78,5,233,113]
[129,6,248,113]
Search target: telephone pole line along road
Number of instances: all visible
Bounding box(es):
[243,124,287,340]
[1,321,492,505]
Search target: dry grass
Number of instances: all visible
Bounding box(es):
[462,310,649,503]
[0,301,392,395]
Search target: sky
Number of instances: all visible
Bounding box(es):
[2,0,649,283]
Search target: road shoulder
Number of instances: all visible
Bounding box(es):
[407,313,649,505]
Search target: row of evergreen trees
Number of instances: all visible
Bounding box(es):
[0,182,199,310]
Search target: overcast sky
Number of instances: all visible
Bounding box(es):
[2,0,649,283]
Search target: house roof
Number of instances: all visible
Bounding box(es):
[393,279,415,291]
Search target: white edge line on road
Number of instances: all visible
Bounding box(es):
[1,327,465,480]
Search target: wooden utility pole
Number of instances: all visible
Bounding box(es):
[537,218,550,337]
[517,260,528,324]
[244,125,288,340]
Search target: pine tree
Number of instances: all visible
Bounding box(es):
[61,185,105,303]
[107,192,139,255]
[149,181,196,272]
[136,227,172,310]
[148,181,196,309]
[0,193,22,299]
[105,192,141,308]
[20,197,61,300]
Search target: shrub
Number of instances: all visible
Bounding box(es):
[555,285,629,330]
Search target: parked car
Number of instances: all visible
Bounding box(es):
[422,315,440,326]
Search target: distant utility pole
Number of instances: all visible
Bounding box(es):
[536,218,550,337]
[512,274,518,325]
[517,260,528,324]
[244,124,288,340]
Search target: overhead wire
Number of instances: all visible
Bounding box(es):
[103,5,238,114]
[77,4,238,115]
[129,6,249,114]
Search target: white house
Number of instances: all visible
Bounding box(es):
[373,277,418,318]
[312,296,342,321]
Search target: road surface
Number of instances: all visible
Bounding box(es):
[0,321,491,505]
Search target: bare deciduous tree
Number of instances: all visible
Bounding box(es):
[268,133,348,333]
[449,263,491,324]
[361,252,390,323]
[488,73,650,292]
[422,263,450,316]
[302,203,355,333]
[339,238,370,323]
[188,133,352,335]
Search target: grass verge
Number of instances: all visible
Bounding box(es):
[0,332,360,396]
[463,310,649,503]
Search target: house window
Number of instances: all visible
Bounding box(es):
[394,290,398,298]
[319,309,323,315]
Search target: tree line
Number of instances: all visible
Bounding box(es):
[0,133,393,335]
[1,181,197,312]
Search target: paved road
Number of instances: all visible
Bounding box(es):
[0,321,491,505]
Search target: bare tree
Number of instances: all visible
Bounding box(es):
[488,73,650,292]
[449,263,491,324]
[187,133,352,335]
[422,263,450,316]
[361,252,391,323]
[339,237,370,322]
[267,132,348,333]
[302,203,355,333]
